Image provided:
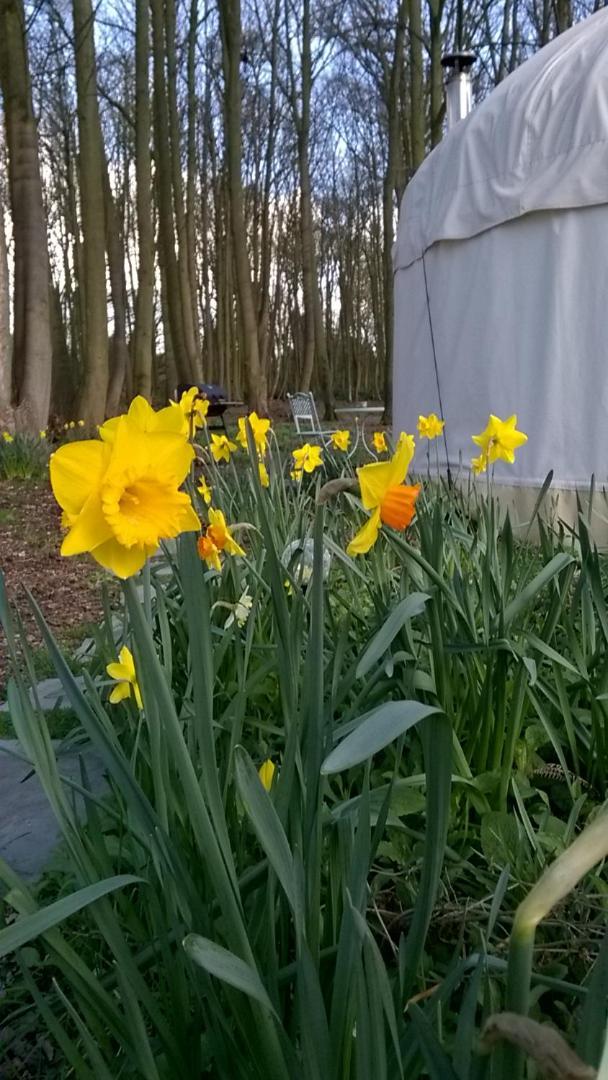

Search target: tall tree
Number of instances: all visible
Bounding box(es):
[0,0,53,430]
[0,191,11,422]
[219,0,267,414]
[283,0,334,415]
[73,0,109,424]
[132,0,155,398]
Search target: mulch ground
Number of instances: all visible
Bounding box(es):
[0,482,108,694]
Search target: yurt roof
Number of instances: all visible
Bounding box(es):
[395,8,608,271]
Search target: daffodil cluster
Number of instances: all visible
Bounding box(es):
[291,443,323,481]
[174,387,209,433]
[417,413,445,440]
[471,414,527,474]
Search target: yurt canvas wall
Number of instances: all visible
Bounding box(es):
[392,8,608,532]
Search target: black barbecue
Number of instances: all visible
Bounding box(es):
[175,383,242,432]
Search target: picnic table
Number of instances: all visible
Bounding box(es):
[334,404,384,457]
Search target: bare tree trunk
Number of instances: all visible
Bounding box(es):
[132,0,155,399]
[104,166,129,416]
[186,0,201,359]
[73,0,109,425]
[408,0,425,170]
[50,280,73,419]
[428,0,444,147]
[383,0,407,423]
[555,0,571,33]
[166,0,201,377]
[0,194,11,421]
[0,0,52,431]
[151,0,191,385]
[218,0,267,413]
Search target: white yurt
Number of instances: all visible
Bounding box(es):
[393,8,608,527]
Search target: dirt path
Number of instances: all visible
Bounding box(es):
[0,482,108,693]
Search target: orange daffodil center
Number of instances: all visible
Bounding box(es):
[471,414,528,474]
[50,396,200,579]
[347,432,420,556]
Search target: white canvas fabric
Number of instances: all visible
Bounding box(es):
[393,8,608,491]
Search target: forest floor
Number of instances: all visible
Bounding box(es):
[0,481,109,696]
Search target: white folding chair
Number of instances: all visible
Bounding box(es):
[287,392,338,444]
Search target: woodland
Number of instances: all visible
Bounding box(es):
[0,0,590,432]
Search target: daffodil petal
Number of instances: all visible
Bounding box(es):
[109,682,131,703]
[50,441,111,516]
[357,462,397,510]
[61,493,114,556]
[127,396,157,430]
[224,536,245,557]
[90,537,151,579]
[387,432,416,487]
[99,416,121,443]
[106,662,131,681]
[117,646,136,675]
[347,507,382,556]
[177,502,201,534]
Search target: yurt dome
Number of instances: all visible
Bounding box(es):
[393,8,608,499]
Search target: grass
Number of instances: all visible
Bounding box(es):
[1,432,608,1077]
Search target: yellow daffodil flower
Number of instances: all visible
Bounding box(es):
[210,433,237,463]
[197,474,212,505]
[78,420,85,428]
[372,431,387,454]
[39,430,47,440]
[50,412,199,579]
[347,432,420,556]
[472,414,528,465]
[69,421,76,429]
[2,432,13,444]
[331,429,351,452]
[174,386,209,432]
[237,412,271,456]
[100,395,186,442]
[258,758,275,791]
[259,461,270,488]
[292,443,323,475]
[106,645,143,709]
[417,413,445,440]
[291,469,303,483]
[197,508,245,570]
[471,453,487,475]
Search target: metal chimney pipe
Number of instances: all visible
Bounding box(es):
[441,51,477,130]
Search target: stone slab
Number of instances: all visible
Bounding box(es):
[0,740,106,883]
